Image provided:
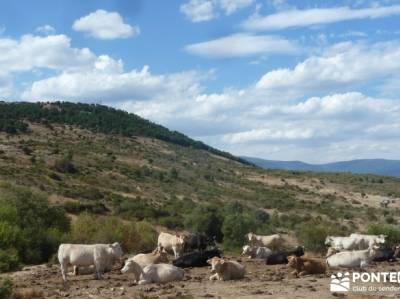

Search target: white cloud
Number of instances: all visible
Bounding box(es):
[35,25,56,35]
[242,5,400,31]
[180,0,216,22]
[0,34,95,73]
[72,10,139,40]
[219,0,254,15]
[256,41,400,96]
[185,33,298,58]
[180,0,254,22]
[22,55,205,103]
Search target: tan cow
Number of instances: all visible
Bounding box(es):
[158,232,186,258]
[246,233,284,250]
[287,256,327,277]
[207,257,245,281]
[131,247,169,268]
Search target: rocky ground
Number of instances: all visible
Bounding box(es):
[3,257,400,299]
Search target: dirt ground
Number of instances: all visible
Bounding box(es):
[4,257,400,299]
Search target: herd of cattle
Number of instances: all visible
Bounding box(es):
[57,231,400,285]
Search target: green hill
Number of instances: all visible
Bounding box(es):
[0,101,399,272]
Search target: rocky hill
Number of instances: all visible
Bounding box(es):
[0,102,399,273]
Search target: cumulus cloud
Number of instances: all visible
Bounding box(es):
[180,0,254,22]
[35,25,56,35]
[73,10,140,40]
[242,5,400,31]
[22,55,205,103]
[0,34,95,73]
[185,33,298,58]
[256,41,400,96]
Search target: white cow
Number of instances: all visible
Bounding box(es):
[325,236,362,251]
[326,246,379,269]
[246,233,283,250]
[207,257,245,281]
[350,233,386,248]
[121,260,184,284]
[158,232,186,258]
[241,245,272,259]
[58,242,123,281]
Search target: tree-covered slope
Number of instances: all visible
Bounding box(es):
[0,101,248,164]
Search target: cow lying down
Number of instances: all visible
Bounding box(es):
[241,245,272,259]
[207,257,245,281]
[287,256,326,277]
[265,246,304,265]
[326,246,379,269]
[173,249,221,268]
[121,260,184,284]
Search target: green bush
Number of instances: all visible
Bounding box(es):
[0,184,70,271]
[367,224,400,248]
[0,249,19,272]
[0,278,13,299]
[296,220,347,253]
[71,214,157,253]
[184,205,223,241]
[222,213,256,249]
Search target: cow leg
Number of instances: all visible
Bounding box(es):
[298,271,308,276]
[60,261,68,282]
[73,266,78,276]
[172,246,178,258]
[94,261,103,280]
[209,274,218,281]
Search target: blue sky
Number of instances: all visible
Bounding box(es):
[1,0,400,163]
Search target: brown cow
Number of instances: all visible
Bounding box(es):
[287,256,326,277]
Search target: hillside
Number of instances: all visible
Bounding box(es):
[243,156,400,177]
[0,102,400,273]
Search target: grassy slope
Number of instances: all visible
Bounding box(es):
[1,121,399,238]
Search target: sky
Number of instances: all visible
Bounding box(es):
[1,0,400,163]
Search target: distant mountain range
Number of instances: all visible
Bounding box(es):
[241,157,400,177]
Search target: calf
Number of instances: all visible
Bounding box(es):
[207,257,245,281]
[287,256,326,276]
[131,247,169,268]
[173,249,221,268]
[58,242,123,281]
[158,232,186,258]
[265,246,304,265]
[326,246,379,269]
[241,245,272,259]
[121,261,184,284]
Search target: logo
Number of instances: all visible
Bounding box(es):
[330,272,350,292]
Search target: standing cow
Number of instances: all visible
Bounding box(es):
[183,233,215,253]
[58,242,123,281]
[158,232,186,258]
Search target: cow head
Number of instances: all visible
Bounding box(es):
[324,236,333,246]
[110,242,124,258]
[293,246,305,257]
[377,235,386,244]
[246,232,255,242]
[241,245,254,256]
[287,256,302,270]
[207,257,225,274]
[121,260,143,281]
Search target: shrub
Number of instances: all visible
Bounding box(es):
[367,224,400,248]
[0,249,19,273]
[222,213,256,249]
[0,185,70,270]
[0,278,13,299]
[71,214,157,253]
[296,220,347,253]
[184,205,223,242]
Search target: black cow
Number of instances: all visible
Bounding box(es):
[173,249,222,268]
[183,233,215,253]
[373,247,398,262]
[265,246,304,265]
